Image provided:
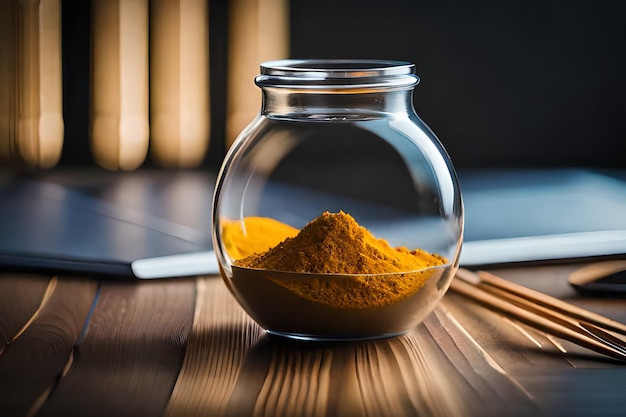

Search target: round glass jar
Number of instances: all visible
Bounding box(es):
[212,59,463,341]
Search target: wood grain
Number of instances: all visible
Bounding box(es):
[165,274,538,417]
[0,276,98,417]
[36,277,195,417]
[164,276,265,417]
[2,265,625,416]
[0,274,51,346]
[249,342,332,417]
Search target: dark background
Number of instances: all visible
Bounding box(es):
[60,0,625,170]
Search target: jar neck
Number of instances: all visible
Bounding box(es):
[260,87,415,119]
[254,59,419,120]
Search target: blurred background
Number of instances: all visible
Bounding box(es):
[1,0,625,275]
[5,0,625,171]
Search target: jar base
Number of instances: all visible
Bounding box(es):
[265,329,411,342]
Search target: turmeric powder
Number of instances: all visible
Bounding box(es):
[221,216,299,260]
[229,211,447,309]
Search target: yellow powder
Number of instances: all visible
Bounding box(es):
[221,216,299,259]
[230,211,448,309]
[237,211,445,274]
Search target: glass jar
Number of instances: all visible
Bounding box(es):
[212,59,463,341]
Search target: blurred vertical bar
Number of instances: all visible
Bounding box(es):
[38,0,64,167]
[150,0,210,168]
[91,0,149,171]
[0,0,64,169]
[0,0,17,166]
[226,0,289,147]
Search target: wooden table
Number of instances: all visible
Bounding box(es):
[2,263,626,417]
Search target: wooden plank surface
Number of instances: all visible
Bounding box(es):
[0,274,50,346]
[1,265,626,417]
[164,276,265,417]
[36,277,196,417]
[0,276,98,417]
[164,276,538,417]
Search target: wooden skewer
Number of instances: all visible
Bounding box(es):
[462,269,626,336]
[451,269,626,361]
